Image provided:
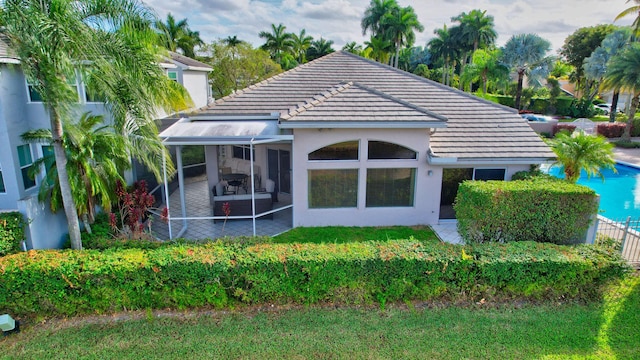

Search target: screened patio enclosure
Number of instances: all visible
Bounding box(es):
[157,115,294,240]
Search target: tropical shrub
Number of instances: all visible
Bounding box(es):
[0,212,25,256]
[597,122,627,138]
[553,124,576,135]
[0,239,628,317]
[455,178,598,244]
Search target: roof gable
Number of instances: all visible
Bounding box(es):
[168,51,212,71]
[280,81,447,128]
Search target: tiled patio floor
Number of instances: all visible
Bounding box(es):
[431,221,463,245]
[151,178,292,240]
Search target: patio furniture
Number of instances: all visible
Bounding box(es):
[212,192,273,222]
[221,173,248,194]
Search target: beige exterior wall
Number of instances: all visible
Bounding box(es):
[291,128,442,227]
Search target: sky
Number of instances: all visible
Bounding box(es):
[144,0,635,55]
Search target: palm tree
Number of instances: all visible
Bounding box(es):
[615,0,640,37]
[259,23,295,64]
[1,0,191,249]
[428,25,459,86]
[501,34,551,110]
[292,29,313,63]
[155,13,188,52]
[306,38,335,61]
[381,5,424,68]
[364,35,393,64]
[224,35,242,47]
[461,48,508,94]
[452,9,497,52]
[177,29,204,58]
[601,43,640,140]
[342,41,363,55]
[361,0,399,38]
[22,113,129,233]
[550,131,616,183]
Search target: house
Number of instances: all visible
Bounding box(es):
[158,51,554,238]
[0,35,212,249]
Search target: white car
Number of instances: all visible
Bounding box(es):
[595,103,623,115]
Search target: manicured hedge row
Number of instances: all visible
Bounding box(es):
[0,240,628,317]
[455,178,598,245]
[0,211,25,257]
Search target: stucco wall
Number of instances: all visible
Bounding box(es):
[17,195,69,249]
[292,128,441,227]
[182,70,209,109]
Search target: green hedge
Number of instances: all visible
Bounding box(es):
[0,211,25,257]
[454,178,598,244]
[0,240,628,317]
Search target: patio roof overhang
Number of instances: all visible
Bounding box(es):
[159,114,293,145]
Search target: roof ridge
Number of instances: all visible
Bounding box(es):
[339,51,518,114]
[281,81,353,120]
[280,80,448,122]
[213,51,342,106]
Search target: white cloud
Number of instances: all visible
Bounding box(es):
[146,0,635,54]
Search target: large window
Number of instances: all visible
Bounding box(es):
[368,141,416,160]
[366,168,415,207]
[232,145,255,161]
[308,169,358,208]
[308,141,359,161]
[27,73,79,102]
[0,161,5,193]
[17,144,36,189]
[474,168,506,181]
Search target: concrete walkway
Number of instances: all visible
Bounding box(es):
[612,146,640,167]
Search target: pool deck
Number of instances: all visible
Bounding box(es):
[612,137,640,167]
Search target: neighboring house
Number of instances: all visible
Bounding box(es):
[159,51,554,237]
[0,36,212,249]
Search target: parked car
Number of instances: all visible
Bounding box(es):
[595,103,623,115]
[521,114,552,122]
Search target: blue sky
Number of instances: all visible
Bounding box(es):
[145,0,634,54]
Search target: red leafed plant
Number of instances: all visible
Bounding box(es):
[109,180,165,239]
[221,202,231,233]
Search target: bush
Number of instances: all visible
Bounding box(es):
[0,239,629,317]
[597,123,627,138]
[614,140,640,148]
[0,212,26,257]
[454,178,598,245]
[553,124,576,136]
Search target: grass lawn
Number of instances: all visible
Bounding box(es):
[2,275,638,359]
[273,225,440,244]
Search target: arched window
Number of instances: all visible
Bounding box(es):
[368,141,416,160]
[308,140,359,161]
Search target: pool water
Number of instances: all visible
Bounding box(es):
[547,163,640,220]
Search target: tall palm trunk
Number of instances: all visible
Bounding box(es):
[394,40,400,68]
[515,69,525,110]
[609,90,620,123]
[624,93,639,141]
[49,108,82,250]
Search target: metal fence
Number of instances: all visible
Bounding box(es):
[596,215,640,268]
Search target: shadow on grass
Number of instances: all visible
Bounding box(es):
[272,226,439,244]
[608,274,640,359]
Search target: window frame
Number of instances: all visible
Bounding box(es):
[17,144,36,190]
[232,145,255,162]
[473,168,507,181]
[365,167,416,208]
[25,72,81,103]
[0,161,5,193]
[308,140,360,162]
[367,140,418,161]
[167,70,178,82]
[308,168,359,209]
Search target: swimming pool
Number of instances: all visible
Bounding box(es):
[547,162,640,220]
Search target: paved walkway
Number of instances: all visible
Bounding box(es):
[612,146,640,167]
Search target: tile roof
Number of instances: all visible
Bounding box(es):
[280,81,447,126]
[169,51,212,71]
[0,35,19,62]
[191,51,555,161]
